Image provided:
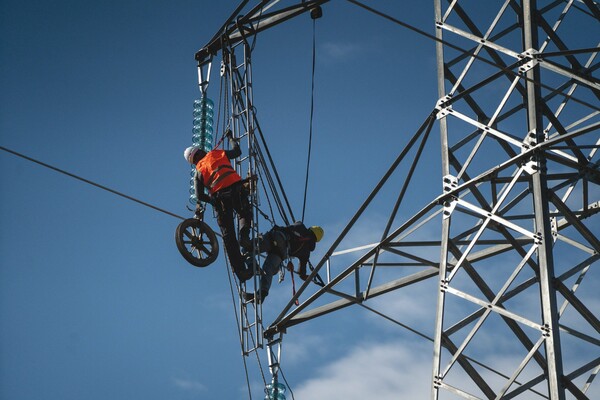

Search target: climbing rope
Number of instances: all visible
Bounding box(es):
[252,117,294,226]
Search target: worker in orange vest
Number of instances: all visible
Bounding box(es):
[184,131,253,282]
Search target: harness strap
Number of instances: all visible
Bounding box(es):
[208,167,235,190]
[286,261,300,306]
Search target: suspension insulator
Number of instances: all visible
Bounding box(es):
[189,96,215,204]
[192,96,214,151]
[264,382,287,400]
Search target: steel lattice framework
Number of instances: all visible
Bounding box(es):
[197,1,599,398]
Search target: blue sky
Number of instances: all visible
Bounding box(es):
[0,2,439,399]
[2,1,598,400]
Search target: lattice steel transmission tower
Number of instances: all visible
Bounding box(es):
[263,1,600,399]
[195,0,599,398]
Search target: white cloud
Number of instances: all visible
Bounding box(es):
[293,340,432,399]
[284,332,329,365]
[321,42,362,62]
[173,377,207,393]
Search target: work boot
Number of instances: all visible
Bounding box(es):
[242,289,268,304]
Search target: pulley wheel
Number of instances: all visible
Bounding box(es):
[175,218,219,267]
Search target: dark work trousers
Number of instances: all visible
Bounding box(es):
[257,229,288,294]
[213,182,252,275]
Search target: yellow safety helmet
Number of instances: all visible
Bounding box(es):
[309,226,324,242]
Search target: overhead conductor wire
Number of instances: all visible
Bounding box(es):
[346,0,600,107]
[0,145,185,220]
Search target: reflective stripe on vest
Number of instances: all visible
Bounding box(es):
[196,150,241,194]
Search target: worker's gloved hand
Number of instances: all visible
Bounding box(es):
[226,129,239,142]
[299,271,309,281]
[198,194,215,206]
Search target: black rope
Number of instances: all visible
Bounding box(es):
[301,17,317,223]
[0,145,185,220]
[252,114,295,224]
[255,155,278,224]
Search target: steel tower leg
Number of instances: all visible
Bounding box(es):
[432,1,450,398]
[522,1,565,398]
[429,1,599,398]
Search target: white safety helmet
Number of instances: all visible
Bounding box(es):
[184,146,201,164]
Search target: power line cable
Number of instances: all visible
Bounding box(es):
[354,301,548,398]
[1,145,185,220]
[346,0,600,110]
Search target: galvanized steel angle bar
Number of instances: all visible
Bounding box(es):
[539,102,590,164]
[564,356,600,385]
[443,245,538,377]
[445,307,486,337]
[543,46,600,136]
[539,58,600,95]
[554,231,598,255]
[582,365,600,397]
[501,372,548,399]
[549,191,600,254]
[444,285,544,331]
[441,124,600,216]
[436,380,484,400]
[495,336,546,400]
[449,108,525,149]
[447,0,513,97]
[276,268,441,332]
[442,304,512,381]
[490,74,522,124]
[537,0,576,55]
[366,116,435,299]
[452,76,520,182]
[555,280,600,334]
[556,259,597,339]
[437,22,523,60]
[449,253,550,374]
[557,254,599,291]
[445,272,535,337]
[559,323,600,346]
[440,0,459,23]
[559,109,600,136]
[455,197,537,239]
[439,334,498,398]
[445,215,496,283]
[380,246,441,269]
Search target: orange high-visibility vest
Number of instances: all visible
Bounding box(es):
[196,150,241,194]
